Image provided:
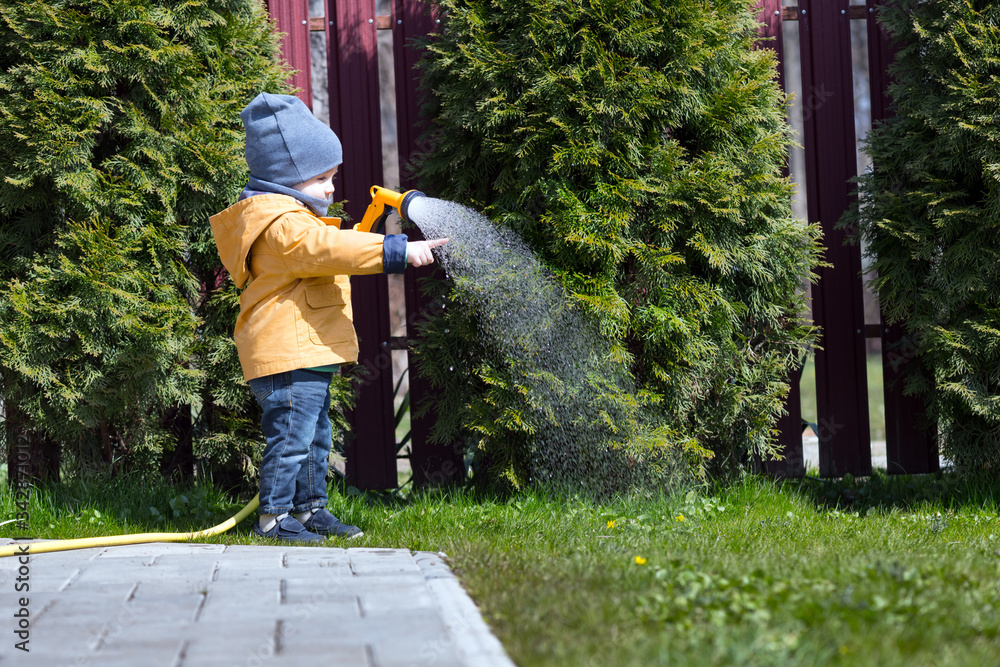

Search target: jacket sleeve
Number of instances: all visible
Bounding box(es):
[382,234,408,274]
[265,212,386,277]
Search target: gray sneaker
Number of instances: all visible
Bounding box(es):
[302,508,363,539]
[252,514,325,543]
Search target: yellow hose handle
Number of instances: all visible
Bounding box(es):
[354,185,406,234]
[0,494,260,558]
[353,186,424,234]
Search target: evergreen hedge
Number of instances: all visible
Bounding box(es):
[846,0,1000,472]
[413,0,822,487]
[0,0,287,479]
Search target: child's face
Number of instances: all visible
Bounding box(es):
[291,166,339,203]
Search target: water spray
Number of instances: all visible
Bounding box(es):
[402,196,683,494]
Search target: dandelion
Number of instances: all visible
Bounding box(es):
[607,520,616,529]
[634,556,647,565]
[675,514,685,522]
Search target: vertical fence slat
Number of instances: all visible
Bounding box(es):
[392,0,436,190]
[867,0,938,474]
[326,0,397,490]
[756,0,803,477]
[391,0,465,487]
[266,0,312,105]
[756,0,785,88]
[799,0,872,477]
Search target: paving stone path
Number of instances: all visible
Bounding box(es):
[0,542,515,667]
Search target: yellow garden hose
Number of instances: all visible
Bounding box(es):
[0,495,259,558]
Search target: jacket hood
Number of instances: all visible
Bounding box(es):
[209,194,307,287]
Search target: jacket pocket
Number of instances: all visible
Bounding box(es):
[303,283,354,345]
[305,283,346,308]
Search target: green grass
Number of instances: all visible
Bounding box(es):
[2,472,1000,666]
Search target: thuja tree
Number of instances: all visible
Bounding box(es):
[845,0,1000,472]
[412,0,822,487]
[0,0,286,480]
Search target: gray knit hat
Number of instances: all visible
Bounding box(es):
[241,92,342,186]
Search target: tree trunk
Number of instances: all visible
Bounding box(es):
[160,404,194,481]
[4,401,60,485]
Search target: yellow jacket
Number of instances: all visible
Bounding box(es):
[209,194,388,381]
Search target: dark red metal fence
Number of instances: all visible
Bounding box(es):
[757,0,938,478]
[267,0,936,488]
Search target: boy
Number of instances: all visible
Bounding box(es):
[210,92,446,542]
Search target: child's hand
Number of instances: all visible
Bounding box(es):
[407,238,449,267]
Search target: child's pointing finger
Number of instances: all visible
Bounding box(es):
[406,239,448,267]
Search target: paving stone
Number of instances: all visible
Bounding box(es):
[178,618,281,664]
[91,620,192,652]
[214,552,284,566]
[200,579,281,598]
[212,567,288,584]
[5,648,144,667]
[55,578,142,597]
[349,548,423,575]
[12,591,61,617]
[283,549,350,565]
[217,543,286,556]
[7,549,104,568]
[129,579,215,597]
[295,572,428,593]
[11,572,85,593]
[280,576,368,602]
[182,634,278,667]
[121,593,206,623]
[144,554,222,570]
[277,598,364,625]
[275,642,372,666]
[360,587,437,615]
[371,640,468,667]
[28,618,110,649]
[94,543,227,558]
[196,590,284,623]
[95,634,188,659]
[0,545,515,667]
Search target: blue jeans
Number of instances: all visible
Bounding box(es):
[248,368,334,515]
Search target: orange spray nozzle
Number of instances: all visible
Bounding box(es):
[354,186,425,234]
